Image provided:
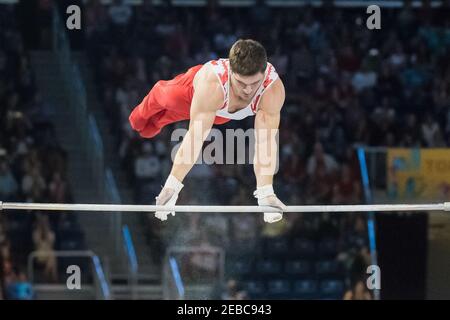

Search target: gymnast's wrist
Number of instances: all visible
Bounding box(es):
[253,184,275,199]
[164,175,184,193]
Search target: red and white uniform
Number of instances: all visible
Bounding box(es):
[129,58,279,138]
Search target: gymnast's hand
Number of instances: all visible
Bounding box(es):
[155,175,184,221]
[253,185,287,223]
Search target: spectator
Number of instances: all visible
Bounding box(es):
[2,260,16,294]
[269,45,288,77]
[351,61,377,93]
[0,223,6,245]
[282,153,306,186]
[306,142,339,177]
[84,0,108,37]
[332,164,361,204]
[22,166,46,201]
[0,158,18,201]
[134,142,162,202]
[213,23,237,55]
[108,0,132,27]
[5,270,33,300]
[221,279,248,300]
[290,43,315,87]
[388,42,407,70]
[343,280,372,300]
[194,41,218,65]
[337,45,360,73]
[32,215,57,282]
[421,113,440,146]
[48,172,67,203]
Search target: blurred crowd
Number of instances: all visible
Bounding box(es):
[81,0,450,299]
[0,3,80,299]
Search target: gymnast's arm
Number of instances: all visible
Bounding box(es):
[253,78,287,223]
[155,66,224,213]
[169,67,224,182]
[253,78,285,188]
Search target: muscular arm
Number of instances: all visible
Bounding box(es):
[170,67,223,182]
[254,78,285,187]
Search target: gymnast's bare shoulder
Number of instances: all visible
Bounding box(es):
[191,64,224,113]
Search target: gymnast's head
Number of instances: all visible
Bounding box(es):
[229,39,267,100]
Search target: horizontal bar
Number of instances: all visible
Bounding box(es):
[1,201,449,213]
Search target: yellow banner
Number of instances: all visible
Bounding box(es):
[387,148,450,200]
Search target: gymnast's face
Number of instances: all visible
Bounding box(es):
[230,71,264,101]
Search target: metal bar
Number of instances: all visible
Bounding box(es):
[1,201,449,213]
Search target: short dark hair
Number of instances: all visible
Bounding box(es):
[229,39,267,76]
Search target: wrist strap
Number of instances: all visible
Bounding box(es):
[253,185,275,199]
[164,175,184,193]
